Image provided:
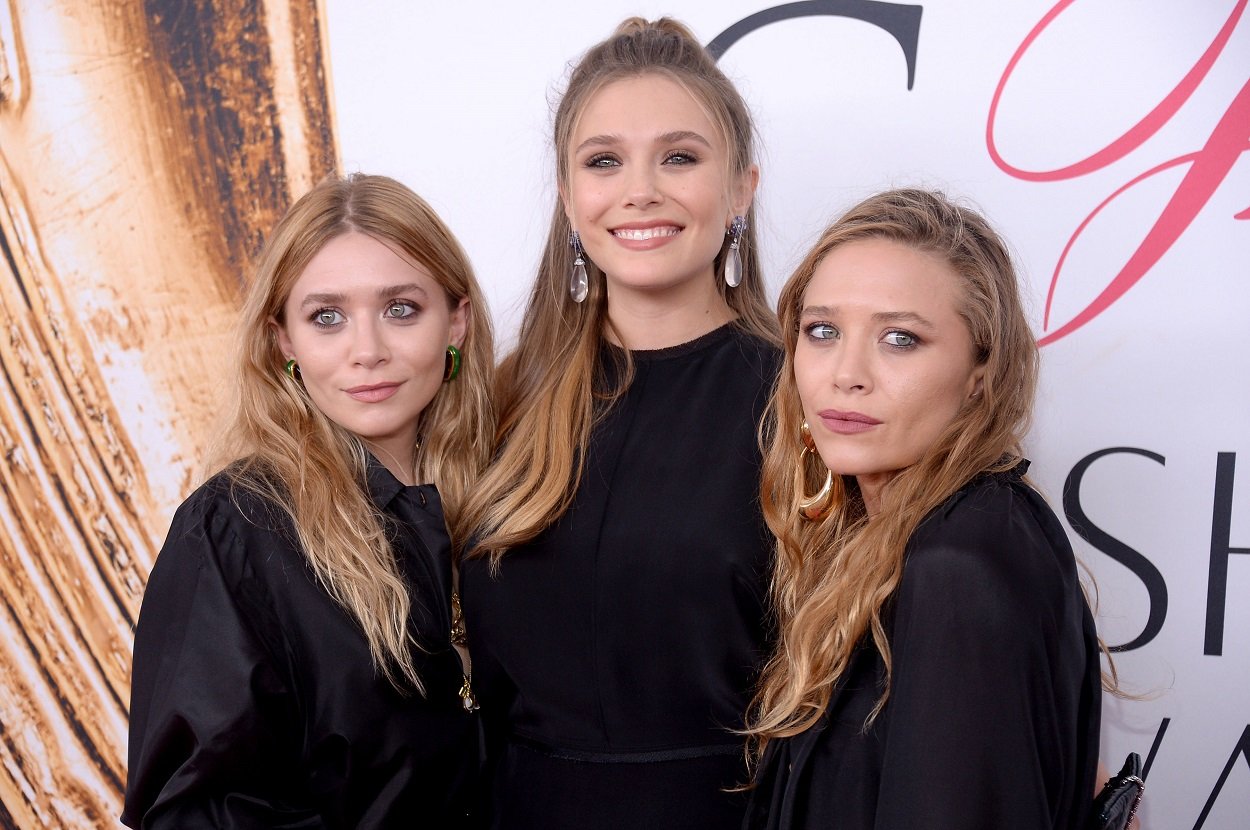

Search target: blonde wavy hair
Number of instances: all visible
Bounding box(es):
[210,173,495,692]
[747,189,1038,756]
[463,16,778,563]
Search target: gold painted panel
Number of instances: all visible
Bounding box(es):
[0,1,337,826]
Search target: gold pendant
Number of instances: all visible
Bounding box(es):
[459,676,480,712]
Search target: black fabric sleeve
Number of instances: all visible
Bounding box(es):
[123,493,318,829]
[872,491,1086,830]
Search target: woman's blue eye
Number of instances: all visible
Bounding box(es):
[805,323,838,341]
[586,154,619,168]
[664,151,698,165]
[883,330,917,348]
[312,309,344,327]
[386,302,416,319]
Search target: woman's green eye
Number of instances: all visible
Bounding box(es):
[806,323,837,340]
[883,330,916,348]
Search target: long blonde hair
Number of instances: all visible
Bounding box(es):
[211,173,495,691]
[748,189,1038,755]
[463,17,778,563]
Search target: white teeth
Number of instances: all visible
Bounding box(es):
[613,226,680,240]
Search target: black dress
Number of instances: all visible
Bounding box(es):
[744,464,1102,830]
[462,324,780,829]
[124,459,480,829]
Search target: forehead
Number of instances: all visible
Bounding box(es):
[572,74,723,146]
[803,238,964,316]
[287,232,438,297]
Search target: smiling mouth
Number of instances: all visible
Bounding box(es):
[611,226,681,241]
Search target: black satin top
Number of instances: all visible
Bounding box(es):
[744,464,1102,830]
[123,459,479,829]
[462,324,781,829]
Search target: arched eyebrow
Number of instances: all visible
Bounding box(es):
[298,283,428,309]
[573,130,713,155]
[657,130,712,148]
[872,310,935,329]
[800,305,936,330]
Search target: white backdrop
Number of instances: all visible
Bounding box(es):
[324,1,1250,827]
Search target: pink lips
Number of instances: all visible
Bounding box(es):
[346,382,400,403]
[818,409,881,435]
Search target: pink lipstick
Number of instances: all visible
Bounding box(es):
[346,382,400,403]
[818,409,881,435]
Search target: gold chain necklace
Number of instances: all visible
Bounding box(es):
[450,589,479,711]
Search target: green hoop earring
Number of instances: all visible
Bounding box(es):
[284,358,299,380]
[443,345,462,382]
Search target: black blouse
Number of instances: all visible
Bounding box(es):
[744,464,1102,830]
[462,324,781,829]
[123,460,479,829]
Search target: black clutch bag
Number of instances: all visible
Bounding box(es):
[1087,753,1145,830]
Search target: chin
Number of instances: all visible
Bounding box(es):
[819,455,882,480]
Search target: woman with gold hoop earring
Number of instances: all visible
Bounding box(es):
[797,421,833,521]
[744,189,1104,829]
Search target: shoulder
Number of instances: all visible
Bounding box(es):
[170,464,288,531]
[163,472,238,548]
[705,326,781,414]
[900,469,1080,623]
[910,468,1073,569]
[158,466,294,577]
[725,325,783,377]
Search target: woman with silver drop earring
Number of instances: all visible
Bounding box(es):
[458,17,780,829]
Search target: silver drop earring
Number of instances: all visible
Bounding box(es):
[725,215,746,288]
[569,230,588,303]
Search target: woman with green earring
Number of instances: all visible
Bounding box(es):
[124,174,494,828]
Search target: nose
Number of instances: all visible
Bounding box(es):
[623,163,661,208]
[351,319,389,368]
[831,337,871,394]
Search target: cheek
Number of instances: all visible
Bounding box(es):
[290,348,342,423]
[688,183,731,224]
[405,325,453,377]
[570,178,608,215]
[791,348,822,415]
[904,372,970,441]
[286,331,337,380]
[415,345,446,380]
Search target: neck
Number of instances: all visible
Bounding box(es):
[604,275,735,350]
[365,439,419,486]
[856,473,892,517]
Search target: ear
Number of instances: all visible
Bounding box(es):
[448,297,470,349]
[270,316,294,361]
[729,163,760,220]
[966,364,986,400]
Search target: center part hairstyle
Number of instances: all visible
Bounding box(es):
[748,188,1038,755]
[463,17,779,563]
[211,173,495,691]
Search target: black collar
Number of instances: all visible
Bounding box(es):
[364,453,405,509]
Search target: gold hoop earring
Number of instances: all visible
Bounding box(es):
[798,422,834,521]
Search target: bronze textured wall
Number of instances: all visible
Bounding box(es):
[0,1,337,825]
